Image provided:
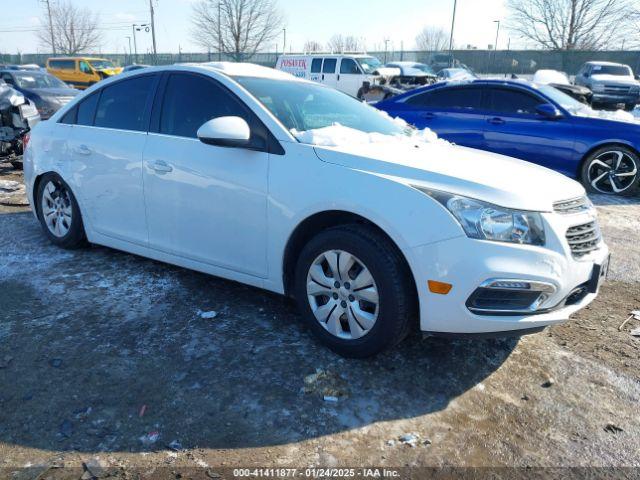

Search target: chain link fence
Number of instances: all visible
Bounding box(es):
[2,50,640,76]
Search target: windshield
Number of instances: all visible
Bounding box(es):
[538,84,587,113]
[356,57,382,74]
[591,65,632,76]
[234,76,409,139]
[89,60,116,70]
[13,72,67,89]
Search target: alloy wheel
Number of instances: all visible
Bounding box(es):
[587,150,638,194]
[41,180,73,238]
[306,249,379,340]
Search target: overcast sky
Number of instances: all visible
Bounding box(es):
[0,0,520,55]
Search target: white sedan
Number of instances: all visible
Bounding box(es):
[23,63,609,357]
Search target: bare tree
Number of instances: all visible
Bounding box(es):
[191,0,284,61]
[415,26,449,52]
[303,40,323,52]
[327,34,364,52]
[507,0,635,50]
[37,1,103,55]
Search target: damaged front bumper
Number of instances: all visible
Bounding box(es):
[0,83,40,163]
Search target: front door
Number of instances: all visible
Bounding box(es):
[483,86,576,175]
[337,58,363,97]
[142,72,270,277]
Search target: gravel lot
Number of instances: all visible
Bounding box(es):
[0,161,639,476]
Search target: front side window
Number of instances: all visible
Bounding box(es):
[94,75,155,131]
[79,61,92,74]
[322,59,337,74]
[340,59,360,75]
[159,73,252,139]
[311,58,322,73]
[488,88,541,115]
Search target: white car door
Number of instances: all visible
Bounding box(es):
[142,72,270,277]
[321,58,338,90]
[337,58,364,97]
[66,74,158,245]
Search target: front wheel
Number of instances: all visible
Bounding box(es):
[580,146,639,196]
[36,173,87,249]
[294,224,415,358]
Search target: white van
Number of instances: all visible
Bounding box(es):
[275,54,384,97]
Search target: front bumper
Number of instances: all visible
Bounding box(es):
[406,209,609,334]
[591,92,640,105]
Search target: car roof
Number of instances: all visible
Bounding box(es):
[585,61,628,67]
[177,62,298,80]
[47,57,110,61]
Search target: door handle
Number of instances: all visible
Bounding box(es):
[74,144,92,155]
[147,160,173,173]
[488,117,506,125]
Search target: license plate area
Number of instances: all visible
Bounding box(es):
[588,255,610,294]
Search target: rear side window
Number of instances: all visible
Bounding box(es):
[49,60,75,70]
[311,58,322,73]
[488,88,541,115]
[94,75,155,131]
[340,59,360,74]
[323,59,337,74]
[76,92,100,126]
[159,73,253,139]
[406,86,483,110]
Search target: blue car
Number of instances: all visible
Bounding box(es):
[376,79,640,196]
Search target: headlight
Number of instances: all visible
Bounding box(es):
[416,187,546,246]
[591,83,605,92]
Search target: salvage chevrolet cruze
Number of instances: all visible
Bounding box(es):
[23,63,610,357]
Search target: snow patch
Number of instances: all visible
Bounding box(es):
[573,107,639,124]
[291,123,446,148]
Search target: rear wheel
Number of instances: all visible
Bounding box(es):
[36,173,87,249]
[581,146,639,196]
[624,103,636,111]
[294,224,415,358]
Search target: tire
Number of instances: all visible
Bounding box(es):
[10,161,23,170]
[624,103,636,112]
[294,224,416,358]
[36,173,87,249]
[580,145,639,196]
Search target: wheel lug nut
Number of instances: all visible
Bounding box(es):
[334,281,340,288]
[332,293,339,300]
[341,300,347,308]
[344,282,351,290]
[349,295,355,302]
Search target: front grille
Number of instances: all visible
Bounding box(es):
[566,221,601,258]
[553,196,590,215]
[603,84,631,94]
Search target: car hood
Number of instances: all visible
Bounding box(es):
[551,83,591,94]
[590,74,640,86]
[313,141,584,212]
[28,87,79,97]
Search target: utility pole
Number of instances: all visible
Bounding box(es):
[149,0,158,62]
[448,0,457,67]
[282,28,286,56]
[42,0,56,55]
[493,19,500,67]
[132,25,139,64]
[218,1,222,61]
[384,38,389,63]
[125,36,132,64]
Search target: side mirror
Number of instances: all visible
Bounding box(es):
[536,103,563,120]
[197,116,251,148]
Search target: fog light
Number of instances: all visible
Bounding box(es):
[466,278,557,314]
[428,280,453,295]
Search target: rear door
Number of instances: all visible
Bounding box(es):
[483,86,576,174]
[338,58,363,97]
[66,74,159,244]
[397,85,487,148]
[321,58,338,90]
